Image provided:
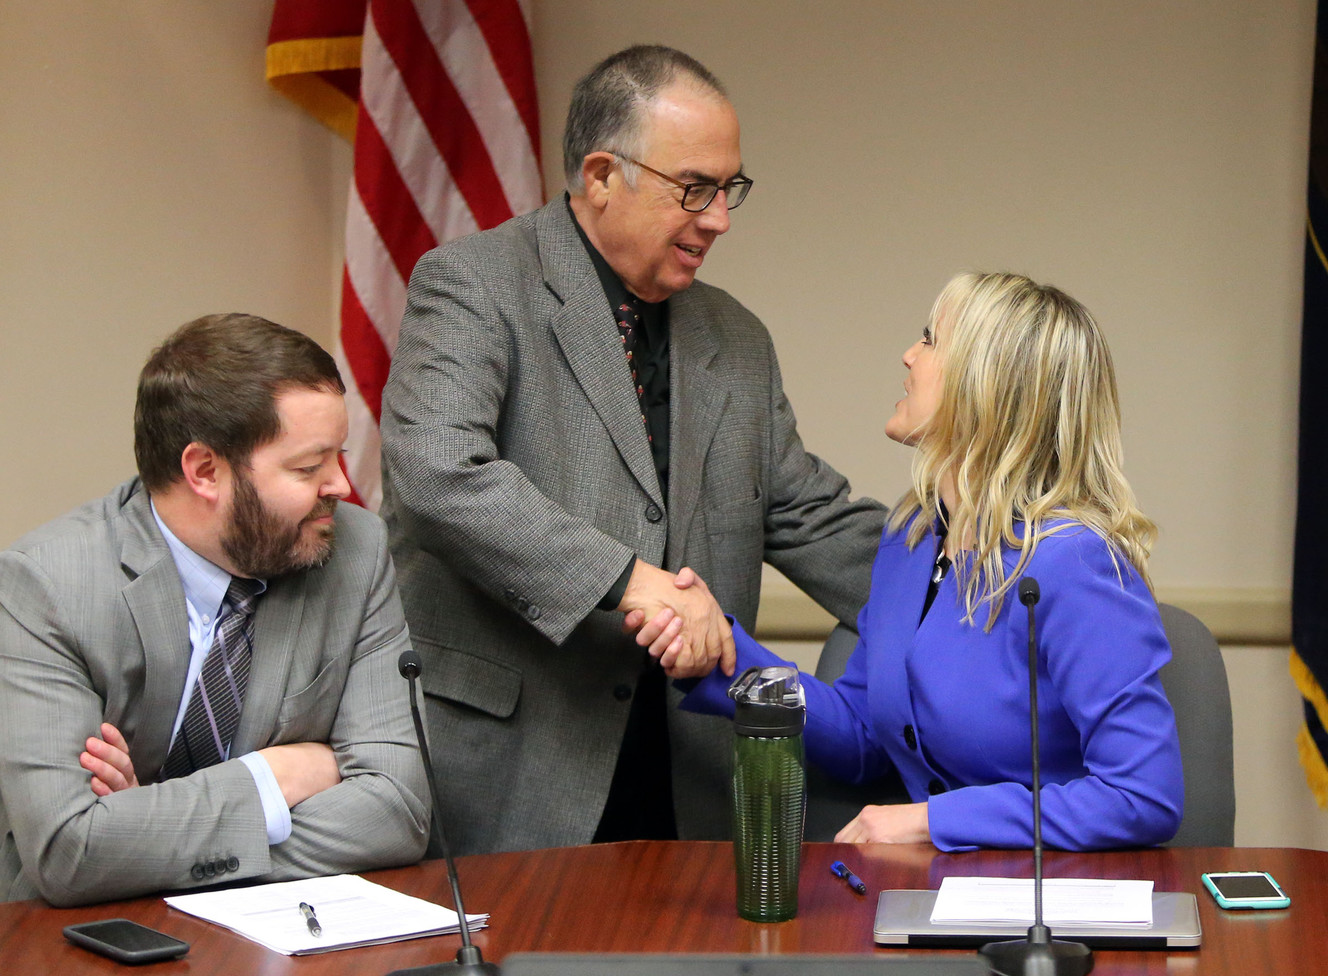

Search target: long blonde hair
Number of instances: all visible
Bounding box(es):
[888,272,1156,627]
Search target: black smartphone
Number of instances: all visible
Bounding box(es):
[63,918,190,964]
[1200,871,1291,910]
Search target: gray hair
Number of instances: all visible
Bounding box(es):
[562,45,727,192]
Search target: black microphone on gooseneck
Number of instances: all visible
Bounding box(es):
[979,577,1093,976]
[387,650,501,976]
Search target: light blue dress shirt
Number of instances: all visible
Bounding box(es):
[151,503,292,844]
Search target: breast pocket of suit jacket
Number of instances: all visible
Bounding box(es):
[274,659,348,741]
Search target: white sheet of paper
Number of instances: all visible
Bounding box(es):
[164,873,488,955]
[929,877,1155,927]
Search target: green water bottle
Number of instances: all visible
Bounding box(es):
[729,665,807,922]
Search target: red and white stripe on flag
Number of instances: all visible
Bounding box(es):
[268,0,544,509]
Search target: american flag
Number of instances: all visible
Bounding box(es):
[267,0,544,508]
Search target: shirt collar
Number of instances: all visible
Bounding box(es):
[150,500,265,622]
[565,192,662,312]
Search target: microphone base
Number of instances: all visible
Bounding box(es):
[979,933,1094,976]
[385,946,502,976]
[384,963,501,976]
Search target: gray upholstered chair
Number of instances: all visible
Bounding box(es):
[802,603,1235,847]
[1156,603,1235,846]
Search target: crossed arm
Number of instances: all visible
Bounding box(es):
[0,529,428,906]
[81,725,340,808]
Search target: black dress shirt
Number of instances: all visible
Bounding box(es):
[567,195,677,842]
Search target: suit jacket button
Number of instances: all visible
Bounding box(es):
[903,724,917,750]
[191,864,206,881]
[645,504,663,523]
[203,861,217,878]
[213,858,230,875]
[613,684,633,701]
[928,778,947,795]
[226,856,240,872]
[528,606,542,621]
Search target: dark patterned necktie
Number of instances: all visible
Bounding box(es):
[161,577,263,778]
[613,297,651,439]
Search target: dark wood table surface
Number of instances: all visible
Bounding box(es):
[0,841,1321,974]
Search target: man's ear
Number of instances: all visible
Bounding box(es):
[581,152,617,209]
[179,442,228,504]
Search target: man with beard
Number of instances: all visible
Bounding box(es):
[0,314,429,906]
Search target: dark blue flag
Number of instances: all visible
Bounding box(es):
[1293,1,1328,806]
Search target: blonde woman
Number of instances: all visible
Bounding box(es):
[672,272,1183,851]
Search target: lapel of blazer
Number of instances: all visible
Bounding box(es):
[538,201,663,508]
[232,570,308,754]
[664,285,728,565]
[118,483,308,770]
[117,486,192,780]
[895,518,945,644]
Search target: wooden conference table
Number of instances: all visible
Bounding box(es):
[0,841,1321,974]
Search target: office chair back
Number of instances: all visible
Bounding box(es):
[1156,603,1235,846]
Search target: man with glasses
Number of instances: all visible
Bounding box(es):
[380,45,885,854]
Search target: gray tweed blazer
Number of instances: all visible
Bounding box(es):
[379,198,886,854]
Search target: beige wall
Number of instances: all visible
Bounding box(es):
[0,1,346,541]
[2,2,1323,846]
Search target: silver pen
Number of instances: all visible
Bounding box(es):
[299,901,322,937]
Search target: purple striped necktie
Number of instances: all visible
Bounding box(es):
[161,576,263,779]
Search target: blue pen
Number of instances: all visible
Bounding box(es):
[831,860,867,895]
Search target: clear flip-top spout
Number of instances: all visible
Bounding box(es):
[729,665,805,708]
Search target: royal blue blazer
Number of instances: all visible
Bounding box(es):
[681,519,1183,851]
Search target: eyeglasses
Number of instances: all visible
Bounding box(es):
[613,153,753,212]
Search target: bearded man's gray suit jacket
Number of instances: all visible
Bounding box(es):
[0,479,430,906]
[379,198,887,855]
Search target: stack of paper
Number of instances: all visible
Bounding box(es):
[929,877,1155,928]
[165,874,489,955]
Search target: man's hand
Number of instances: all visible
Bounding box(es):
[624,567,722,675]
[834,802,931,845]
[257,742,342,808]
[80,723,140,796]
[619,561,735,679]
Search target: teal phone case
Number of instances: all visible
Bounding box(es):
[1201,872,1290,910]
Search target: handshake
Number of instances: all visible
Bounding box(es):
[618,559,737,680]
